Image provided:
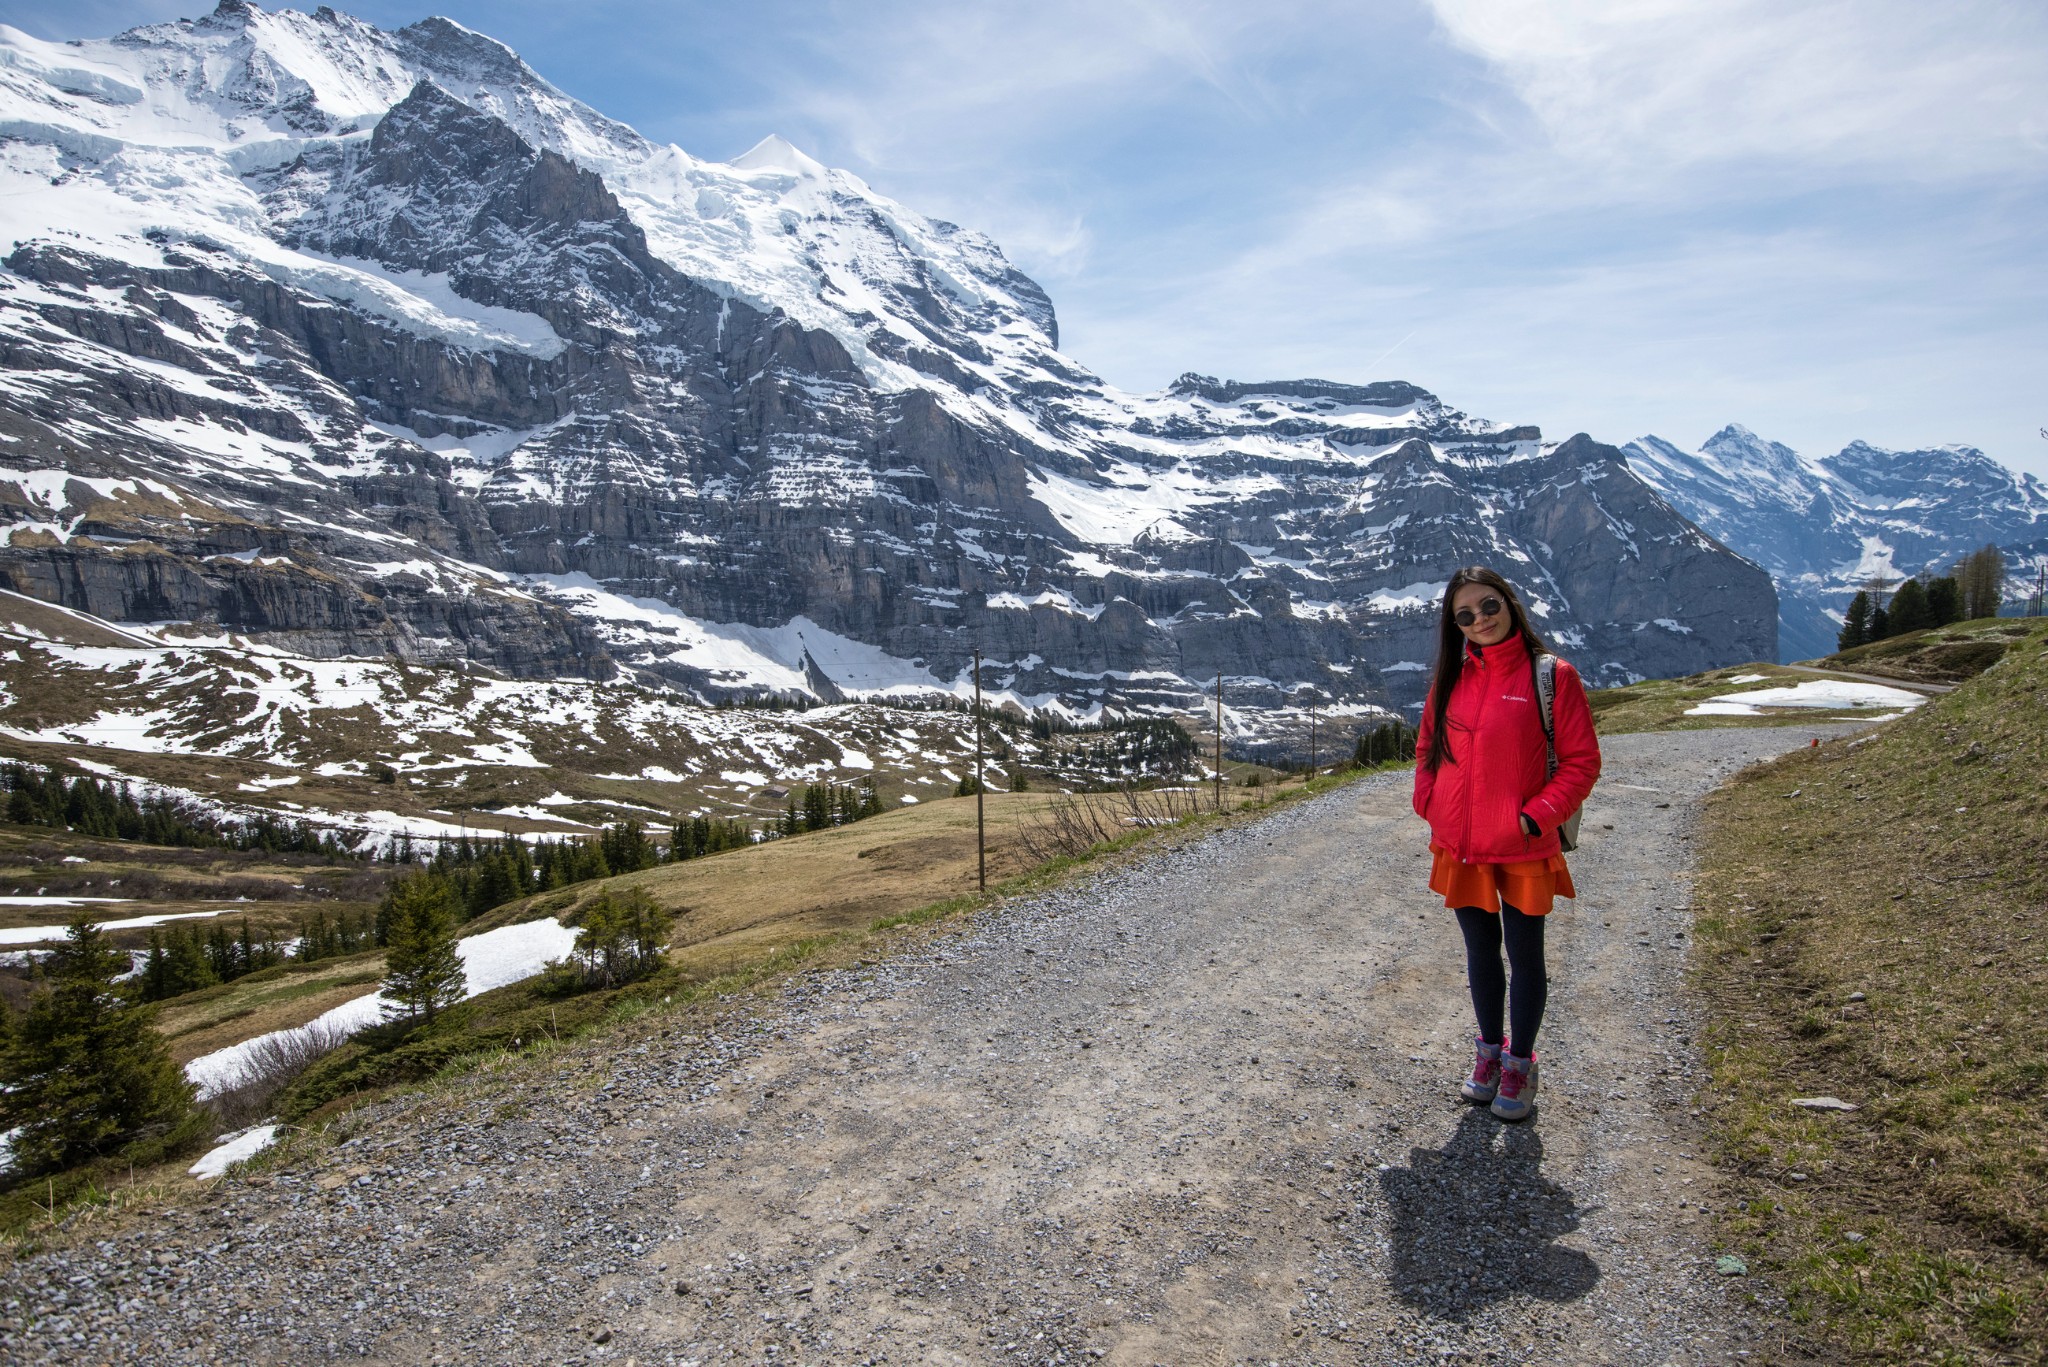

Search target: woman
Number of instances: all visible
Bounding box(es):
[1411,567,1601,1122]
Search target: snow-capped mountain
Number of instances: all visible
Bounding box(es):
[0,2,1775,723]
[1626,426,2048,660]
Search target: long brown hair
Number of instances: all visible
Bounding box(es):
[1421,566,1551,773]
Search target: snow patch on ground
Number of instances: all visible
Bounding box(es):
[1685,679,1927,716]
[184,917,580,1099]
[0,906,234,946]
[189,1124,281,1180]
[525,574,944,694]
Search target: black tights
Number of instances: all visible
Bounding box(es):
[1454,903,1547,1058]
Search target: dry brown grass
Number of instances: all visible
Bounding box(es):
[535,785,1268,981]
[152,954,385,1065]
[1693,618,2048,1364]
[119,779,1299,1076]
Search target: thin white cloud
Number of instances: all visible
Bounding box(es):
[779,0,1306,172]
[1427,0,2048,180]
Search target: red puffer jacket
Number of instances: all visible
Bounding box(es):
[1411,633,1601,864]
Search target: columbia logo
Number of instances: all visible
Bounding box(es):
[1502,693,1530,702]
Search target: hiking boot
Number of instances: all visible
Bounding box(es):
[1460,1038,1504,1103]
[1491,1050,1538,1122]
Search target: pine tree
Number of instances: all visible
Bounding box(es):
[1868,600,1890,642]
[379,874,466,1025]
[601,821,653,873]
[803,784,831,832]
[1888,578,1931,635]
[574,891,629,987]
[1837,591,1871,651]
[469,854,518,919]
[164,926,218,996]
[141,929,171,1001]
[1926,575,1962,626]
[0,915,198,1177]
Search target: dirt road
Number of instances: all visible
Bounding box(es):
[3,725,1847,1365]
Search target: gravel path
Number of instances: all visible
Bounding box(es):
[2,725,1849,1366]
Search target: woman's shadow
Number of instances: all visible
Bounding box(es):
[1376,1108,1600,1319]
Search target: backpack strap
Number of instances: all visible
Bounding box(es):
[1532,652,1559,778]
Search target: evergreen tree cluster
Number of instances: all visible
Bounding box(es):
[554,886,672,990]
[669,813,756,861]
[2,763,354,856]
[710,691,818,712]
[373,835,538,936]
[533,835,610,890]
[291,907,375,965]
[1837,546,2005,652]
[599,820,658,875]
[777,780,883,836]
[1059,716,1200,782]
[137,917,290,1001]
[0,916,201,1179]
[1354,720,1419,767]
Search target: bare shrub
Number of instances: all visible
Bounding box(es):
[201,1017,358,1129]
[1018,783,1206,862]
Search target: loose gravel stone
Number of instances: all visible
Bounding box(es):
[0,726,1844,1364]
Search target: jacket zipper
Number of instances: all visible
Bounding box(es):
[1461,647,1485,862]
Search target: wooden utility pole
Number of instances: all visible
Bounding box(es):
[973,648,986,891]
[1308,692,1318,774]
[1213,672,1224,812]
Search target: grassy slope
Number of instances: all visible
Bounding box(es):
[1590,662,1923,735]
[1813,619,2032,683]
[1693,618,2048,1363]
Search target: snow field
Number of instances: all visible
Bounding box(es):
[0,906,237,946]
[1685,679,1927,717]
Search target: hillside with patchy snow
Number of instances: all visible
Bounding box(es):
[0,2,1775,724]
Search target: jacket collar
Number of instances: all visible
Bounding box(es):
[1464,632,1530,672]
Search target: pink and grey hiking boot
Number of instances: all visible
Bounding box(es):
[1461,1038,1504,1103]
[1491,1050,1538,1121]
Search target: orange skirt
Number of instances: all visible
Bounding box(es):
[1429,845,1575,916]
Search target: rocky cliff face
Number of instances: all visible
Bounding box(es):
[1626,426,2047,661]
[0,2,1776,722]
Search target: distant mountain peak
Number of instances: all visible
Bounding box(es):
[729,134,827,178]
[1625,425,2045,662]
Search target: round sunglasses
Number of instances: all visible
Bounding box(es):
[1453,597,1504,628]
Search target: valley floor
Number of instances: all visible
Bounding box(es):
[0,727,1852,1365]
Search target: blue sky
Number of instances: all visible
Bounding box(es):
[11,0,2048,478]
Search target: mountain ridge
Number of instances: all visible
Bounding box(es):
[1624,424,2047,660]
[0,2,1776,721]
